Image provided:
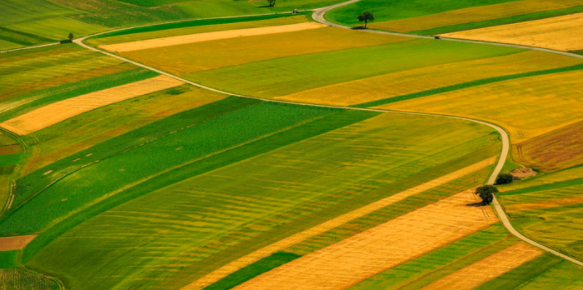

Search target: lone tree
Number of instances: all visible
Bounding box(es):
[267,0,276,7]
[495,173,513,185]
[68,33,74,41]
[475,185,499,205]
[357,11,374,29]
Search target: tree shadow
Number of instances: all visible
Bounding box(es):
[351,26,367,30]
[466,202,486,207]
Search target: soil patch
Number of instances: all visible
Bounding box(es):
[511,167,537,179]
[0,235,37,251]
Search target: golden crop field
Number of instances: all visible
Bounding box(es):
[373,0,583,33]
[185,158,495,290]
[378,69,583,144]
[0,75,183,135]
[276,51,580,106]
[232,191,496,290]
[87,15,311,46]
[101,22,327,52]
[118,27,410,75]
[422,242,542,290]
[442,12,583,51]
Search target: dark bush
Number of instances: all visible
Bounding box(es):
[475,185,499,205]
[495,173,513,185]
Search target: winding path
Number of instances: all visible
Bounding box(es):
[51,0,581,277]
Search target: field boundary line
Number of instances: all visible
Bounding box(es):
[0,43,59,54]
[182,158,495,290]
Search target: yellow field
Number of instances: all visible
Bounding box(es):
[182,158,495,290]
[378,69,583,144]
[422,242,542,290]
[0,75,183,135]
[87,15,310,46]
[101,22,327,53]
[442,12,583,51]
[506,196,583,212]
[275,51,580,106]
[118,27,409,75]
[0,235,36,251]
[373,0,583,33]
[232,190,496,290]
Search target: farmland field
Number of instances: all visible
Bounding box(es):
[4,0,583,289]
[22,113,499,289]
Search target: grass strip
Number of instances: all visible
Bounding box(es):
[353,63,583,108]
[412,5,583,36]
[0,251,18,268]
[204,252,301,290]
[473,253,562,290]
[499,178,583,196]
[21,109,375,263]
[399,237,520,290]
[91,12,309,39]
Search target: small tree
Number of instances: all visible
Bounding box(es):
[68,33,74,41]
[495,173,513,185]
[267,0,276,7]
[475,185,498,205]
[357,11,375,29]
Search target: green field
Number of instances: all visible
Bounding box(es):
[22,112,498,289]
[184,39,522,98]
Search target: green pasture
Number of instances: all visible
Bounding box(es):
[186,39,522,98]
[205,252,301,290]
[2,99,342,234]
[0,45,128,102]
[28,84,223,172]
[24,113,497,289]
[325,0,517,25]
[0,267,59,290]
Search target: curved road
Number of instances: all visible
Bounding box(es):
[68,2,581,269]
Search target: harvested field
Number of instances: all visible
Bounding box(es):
[442,12,583,51]
[0,75,183,135]
[372,0,583,33]
[233,191,497,290]
[0,235,36,251]
[101,22,327,52]
[184,158,495,290]
[515,120,583,172]
[421,242,542,290]
[276,51,578,106]
[379,69,583,143]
